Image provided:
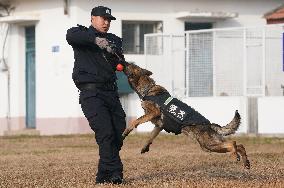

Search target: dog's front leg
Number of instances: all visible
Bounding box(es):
[123,101,161,139]
[122,113,158,139]
[141,126,162,154]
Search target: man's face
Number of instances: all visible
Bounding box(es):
[91,16,111,33]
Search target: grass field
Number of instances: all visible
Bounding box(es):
[0,134,283,187]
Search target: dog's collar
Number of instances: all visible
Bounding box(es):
[138,83,155,100]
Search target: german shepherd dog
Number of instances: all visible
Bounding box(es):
[122,62,250,169]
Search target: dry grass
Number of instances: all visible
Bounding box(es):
[0,133,283,188]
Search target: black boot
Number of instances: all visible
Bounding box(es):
[95,172,111,184]
[109,174,123,184]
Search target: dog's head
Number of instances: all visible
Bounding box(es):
[123,62,153,80]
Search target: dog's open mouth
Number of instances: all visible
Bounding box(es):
[123,64,135,78]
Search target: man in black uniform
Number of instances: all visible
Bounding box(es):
[66,6,126,184]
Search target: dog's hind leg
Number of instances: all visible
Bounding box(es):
[204,141,241,162]
[141,126,163,154]
[204,140,251,169]
[236,144,250,169]
[226,141,240,161]
[217,141,239,159]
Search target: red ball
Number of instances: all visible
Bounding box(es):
[116,63,124,71]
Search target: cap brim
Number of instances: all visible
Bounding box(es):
[103,14,116,20]
[91,14,116,20]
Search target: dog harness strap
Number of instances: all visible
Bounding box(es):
[136,83,156,100]
[143,92,171,106]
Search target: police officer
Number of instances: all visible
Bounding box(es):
[66,6,126,184]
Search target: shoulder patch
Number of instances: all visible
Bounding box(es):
[76,24,88,31]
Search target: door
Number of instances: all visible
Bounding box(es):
[185,22,213,97]
[25,26,36,128]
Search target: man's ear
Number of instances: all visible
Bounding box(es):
[142,68,153,76]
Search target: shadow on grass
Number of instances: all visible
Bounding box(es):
[125,161,281,184]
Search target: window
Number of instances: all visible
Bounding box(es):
[122,21,162,54]
[185,22,213,31]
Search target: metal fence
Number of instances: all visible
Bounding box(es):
[145,34,185,98]
[145,24,284,98]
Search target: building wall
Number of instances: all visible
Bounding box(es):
[0,0,283,135]
[258,97,284,134]
[0,0,92,135]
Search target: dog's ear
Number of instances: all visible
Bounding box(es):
[141,68,153,76]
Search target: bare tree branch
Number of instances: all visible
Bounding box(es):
[0,2,15,16]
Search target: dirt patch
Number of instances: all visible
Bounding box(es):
[0,134,283,187]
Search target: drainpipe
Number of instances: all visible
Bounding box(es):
[0,3,14,132]
[1,23,11,131]
[63,0,70,15]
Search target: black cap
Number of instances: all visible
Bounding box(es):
[91,6,116,20]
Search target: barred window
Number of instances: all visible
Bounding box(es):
[122,21,162,54]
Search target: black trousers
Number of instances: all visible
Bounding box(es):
[79,89,126,180]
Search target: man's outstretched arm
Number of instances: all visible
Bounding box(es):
[66,26,96,47]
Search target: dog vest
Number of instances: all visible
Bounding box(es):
[144,92,210,135]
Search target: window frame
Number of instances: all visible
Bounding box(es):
[122,20,163,54]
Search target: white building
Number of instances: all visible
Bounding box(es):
[0,0,283,136]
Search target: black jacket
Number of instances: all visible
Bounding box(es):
[66,25,123,85]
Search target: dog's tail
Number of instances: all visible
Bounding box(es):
[210,110,241,136]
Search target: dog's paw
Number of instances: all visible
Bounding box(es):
[244,160,250,169]
[122,130,129,139]
[141,145,150,154]
[122,134,126,140]
[122,133,129,140]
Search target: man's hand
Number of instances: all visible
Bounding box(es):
[95,37,115,54]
